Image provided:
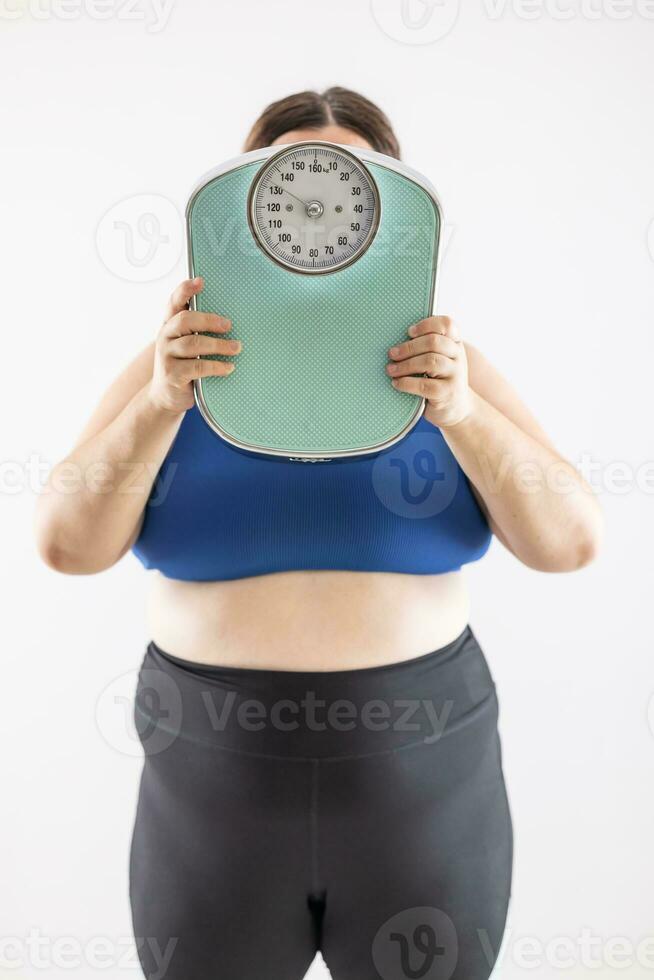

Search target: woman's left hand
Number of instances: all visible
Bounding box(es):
[386,315,472,429]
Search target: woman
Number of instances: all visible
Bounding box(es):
[35,88,602,980]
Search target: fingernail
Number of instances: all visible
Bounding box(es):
[387,363,398,374]
[389,346,399,357]
[408,324,416,337]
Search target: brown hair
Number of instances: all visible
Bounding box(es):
[243,87,401,160]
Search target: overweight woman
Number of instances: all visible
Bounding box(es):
[35,88,602,980]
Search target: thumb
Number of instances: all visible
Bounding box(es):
[164,276,204,322]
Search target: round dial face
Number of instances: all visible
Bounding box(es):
[248,142,380,274]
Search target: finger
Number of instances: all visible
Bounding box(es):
[168,334,242,359]
[191,358,236,380]
[408,315,460,342]
[164,277,205,321]
[388,333,459,362]
[387,352,454,379]
[163,310,232,338]
[390,375,444,398]
[172,357,236,384]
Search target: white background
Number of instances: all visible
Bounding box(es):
[1,1,653,978]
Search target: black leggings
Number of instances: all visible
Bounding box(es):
[129,626,513,980]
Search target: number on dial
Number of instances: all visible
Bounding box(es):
[248,143,380,274]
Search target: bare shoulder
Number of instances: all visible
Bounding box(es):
[73,342,155,450]
[464,341,556,450]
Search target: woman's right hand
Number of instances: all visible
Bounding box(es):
[147,276,241,414]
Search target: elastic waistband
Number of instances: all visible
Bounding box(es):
[135,626,497,761]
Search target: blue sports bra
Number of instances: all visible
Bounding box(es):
[132,407,492,581]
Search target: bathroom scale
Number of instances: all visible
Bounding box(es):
[186,140,443,460]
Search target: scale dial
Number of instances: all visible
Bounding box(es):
[248,142,381,274]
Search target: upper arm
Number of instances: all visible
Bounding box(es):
[73,342,155,450]
[463,342,561,545]
[464,342,557,452]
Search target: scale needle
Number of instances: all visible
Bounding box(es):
[271,184,312,210]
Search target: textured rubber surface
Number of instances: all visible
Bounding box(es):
[188,161,439,455]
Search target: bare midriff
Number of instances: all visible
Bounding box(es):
[145,569,470,670]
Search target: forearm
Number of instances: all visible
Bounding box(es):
[441,390,603,571]
[35,384,185,573]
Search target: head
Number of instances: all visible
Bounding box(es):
[243,87,401,160]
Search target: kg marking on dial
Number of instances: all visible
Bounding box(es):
[247,142,381,274]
